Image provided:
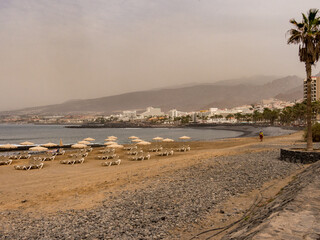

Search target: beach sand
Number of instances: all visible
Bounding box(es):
[0,133,297,212]
[0,131,308,239]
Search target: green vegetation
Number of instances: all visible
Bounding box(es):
[305,122,320,142]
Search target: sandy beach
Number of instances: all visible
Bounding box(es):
[0,131,312,239]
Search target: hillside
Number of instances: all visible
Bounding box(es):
[1,75,303,115]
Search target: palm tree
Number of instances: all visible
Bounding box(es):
[287,8,320,151]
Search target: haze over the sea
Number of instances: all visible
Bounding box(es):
[0,0,319,111]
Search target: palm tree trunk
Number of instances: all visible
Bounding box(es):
[306,62,313,151]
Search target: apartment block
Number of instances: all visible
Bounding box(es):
[304,76,320,101]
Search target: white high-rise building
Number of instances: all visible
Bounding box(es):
[140,107,164,117]
[168,109,178,118]
[304,76,320,101]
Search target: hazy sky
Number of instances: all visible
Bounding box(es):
[0,0,319,111]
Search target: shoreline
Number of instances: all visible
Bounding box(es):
[65,123,301,137]
[0,124,300,153]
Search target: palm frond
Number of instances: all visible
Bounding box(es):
[308,8,319,22]
[288,8,320,64]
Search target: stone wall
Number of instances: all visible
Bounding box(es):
[280,148,320,164]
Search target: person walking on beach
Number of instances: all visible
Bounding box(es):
[259,131,264,142]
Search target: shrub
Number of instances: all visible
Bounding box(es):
[305,122,320,142]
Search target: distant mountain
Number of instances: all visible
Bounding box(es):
[158,75,278,89]
[274,85,302,101]
[1,75,303,115]
[212,75,279,86]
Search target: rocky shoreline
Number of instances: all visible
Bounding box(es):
[0,150,302,239]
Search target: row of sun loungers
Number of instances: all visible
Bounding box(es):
[130,154,151,161]
[175,146,191,152]
[14,162,44,170]
[33,156,56,161]
[8,144,190,170]
[0,160,12,165]
[68,152,88,158]
[60,158,85,165]
[101,159,121,166]
[8,154,31,160]
[124,146,137,151]
[127,150,143,155]
[99,149,115,154]
[97,154,117,160]
[148,147,163,152]
[60,148,92,165]
[156,150,174,156]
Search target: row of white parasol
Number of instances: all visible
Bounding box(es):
[0,135,191,151]
[127,135,191,145]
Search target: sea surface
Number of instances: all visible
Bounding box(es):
[0,124,243,145]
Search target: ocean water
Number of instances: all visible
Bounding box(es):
[0,124,243,145]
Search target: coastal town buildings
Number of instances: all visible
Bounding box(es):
[140,107,164,117]
[303,76,320,101]
[0,99,299,125]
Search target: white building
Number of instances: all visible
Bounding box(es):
[304,76,320,101]
[168,109,178,118]
[122,110,137,119]
[140,107,164,117]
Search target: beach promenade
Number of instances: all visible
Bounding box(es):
[0,131,317,239]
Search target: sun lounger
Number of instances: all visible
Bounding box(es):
[127,150,143,155]
[111,159,121,165]
[136,155,144,161]
[60,159,76,164]
[99,148,115,154]
[156,150,174,156]
[127,151,137,155]
[130,154,150,161]
[41,156,55,161]
[124,146,137,151]
[0,160,12,166]
[101,161,112,166]
[85,148,93,152]
[148,147,163,152]
[98,154,117,160]
[102,159,121,166]
[14,162,44,170]
[56,149,65,155]
[74,158,85,164]
[19,154,31,159]
[156,152,166,156]
[60,157,84,165]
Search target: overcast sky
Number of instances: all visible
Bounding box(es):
[0,0,319,111]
